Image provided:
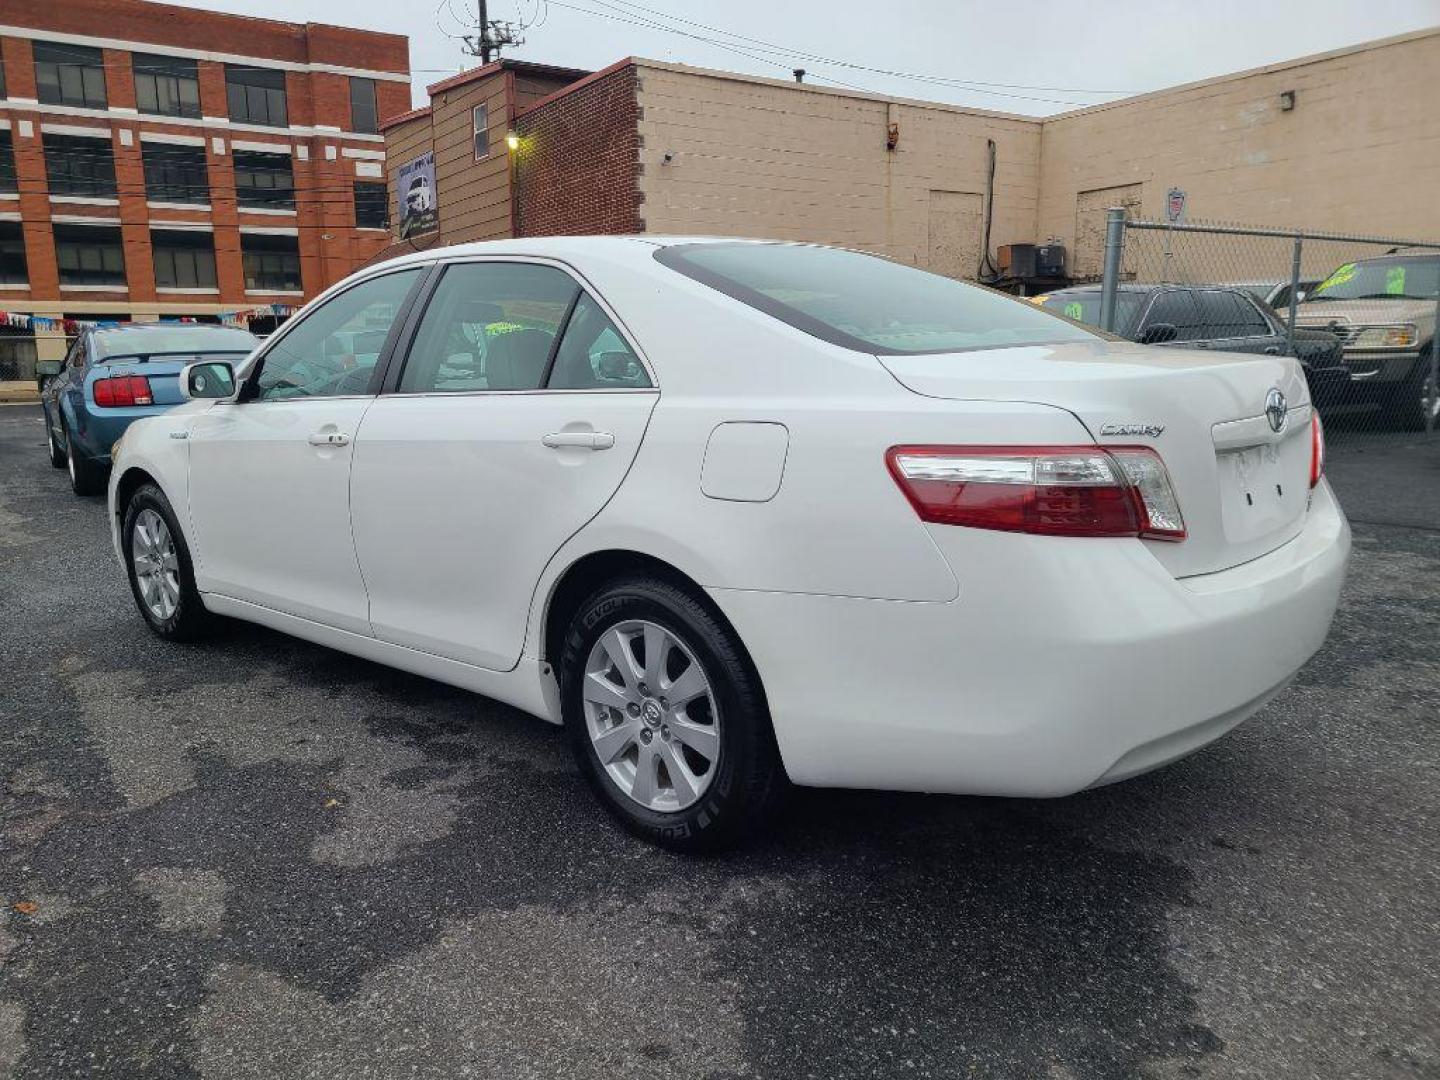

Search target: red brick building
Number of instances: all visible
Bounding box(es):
[0,0,410,376]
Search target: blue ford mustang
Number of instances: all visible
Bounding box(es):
[41,323,259,495]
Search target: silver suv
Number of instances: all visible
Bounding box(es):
[1296,251,1439,429]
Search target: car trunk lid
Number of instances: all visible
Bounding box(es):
[877,339,1314,578]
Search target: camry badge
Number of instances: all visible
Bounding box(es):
[1265,388,1288,434]
[1099,423,1165,438]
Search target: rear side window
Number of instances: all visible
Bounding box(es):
[398,263,652,393]
[1141,291,1204,342]
[656,243,1098,355]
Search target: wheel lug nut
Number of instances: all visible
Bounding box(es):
[659,698,668,710]
[639,729,653,744]
[627,702,641,716]
[638,683,650,697]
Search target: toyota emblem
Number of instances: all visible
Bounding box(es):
[1265,388,1288,434]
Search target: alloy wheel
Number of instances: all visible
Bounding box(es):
[582,619,721,812]
[131,508,181,622]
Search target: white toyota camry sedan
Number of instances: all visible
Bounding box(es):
[108,237,1350,850]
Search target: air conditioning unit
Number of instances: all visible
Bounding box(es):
[998,243,1067,280]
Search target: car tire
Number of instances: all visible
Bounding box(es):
[62,418,106,496]
[44,408,66,469]
[1380,355,1440,432]
[559,575,786,852]
[121,482,213,642]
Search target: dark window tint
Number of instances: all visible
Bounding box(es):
[354,181,387,229]
[1038,291,1144,337]
[151,229,217,290]
[1141,290,1204,342]
[54,225,125,287]
[44,134,117,198]
[0,131,16,195]
[255,269,421,400]
[350,77,379,134]
[233,150,294,209]
[225,65,288,127]
[1195,291,1269,339]
[141,142,209,203]
[656,243,1098,355]
[399,262,580,393]
[241,233,302,292]
[548,293,651,389]
[0,222,27,286]
[34,41,107,109]
[132,53,201,118]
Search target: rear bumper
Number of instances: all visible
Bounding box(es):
[710,481,1349,797]
[72,405,171,461]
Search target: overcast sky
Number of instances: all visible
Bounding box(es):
[185,0,1439,114]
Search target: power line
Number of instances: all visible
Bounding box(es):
[540,0,1132,106]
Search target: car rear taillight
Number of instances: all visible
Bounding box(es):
[1309,411,1325,489]
[886,445,1187,541]
[93,375,153,408]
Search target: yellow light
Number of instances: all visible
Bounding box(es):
[506,132,520,151]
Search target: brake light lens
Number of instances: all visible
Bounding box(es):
[93,375,153,408]
[1310,411,1325,489]
[887,444,1187,541]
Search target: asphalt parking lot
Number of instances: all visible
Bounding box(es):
[1,402,1436,1080]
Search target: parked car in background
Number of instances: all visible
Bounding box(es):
[42,323,259,495]
[1295,251,1440,429]
[1226,279,1323,311]
[1033,285,1346,393]
[108,238,1347,850]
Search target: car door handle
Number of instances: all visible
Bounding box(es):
[1263,346,1281,354]
[308,431,351,447]
[542,431,615,450]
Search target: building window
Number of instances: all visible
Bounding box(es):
[353,181,387,229]
[350,77,379,135]
[44,134,117,199]
[0,222,27,285]
[142,142,209,204]
[133,53,201,119]
[0,57,7,100]
[242,233,301,292]
[225,66,288,127]
[473,105,489,160]
[0,131,17,195]
[151,229,217,290]
[233,150,294,209]
[34,41,108,109]
[54,225,126,287]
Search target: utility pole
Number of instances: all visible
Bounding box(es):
[463,0,524,64]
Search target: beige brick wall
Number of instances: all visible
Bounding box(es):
[634,62,1042,274]
[1038,28,1440,252]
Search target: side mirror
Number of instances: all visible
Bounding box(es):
[1294,289,1308,303]
[1139,323,1178,345]
[180,360,238,401]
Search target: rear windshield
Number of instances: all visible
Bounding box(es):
[1306,257,1440,302]
[1036,291,1145,337]
[93,326,259,359]
[655,243,1099,355]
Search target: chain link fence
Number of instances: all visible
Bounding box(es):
[1082,212,1440,449]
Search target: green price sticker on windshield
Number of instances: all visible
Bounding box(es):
[1385,266,1406,295]
[1064,302,1084,320]
[1315,263,1356,294]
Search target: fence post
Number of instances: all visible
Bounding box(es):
[1430,292,1440,433]
[1285,234,1303,357]
[1099,207,1126,332]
